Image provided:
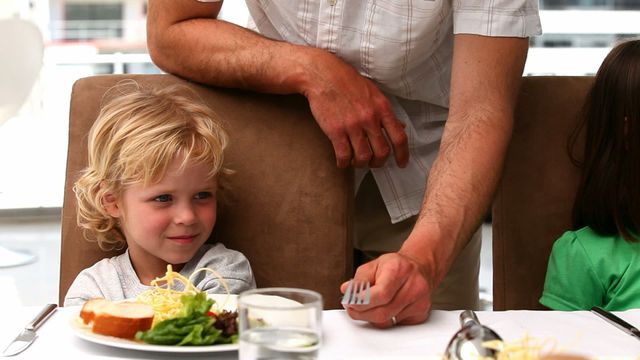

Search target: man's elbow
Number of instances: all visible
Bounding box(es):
[147,29,175,74]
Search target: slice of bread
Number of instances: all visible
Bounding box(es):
[80,298,154,339]
[79,298,111,324]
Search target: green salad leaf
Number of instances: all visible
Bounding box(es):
[135,292,237,346]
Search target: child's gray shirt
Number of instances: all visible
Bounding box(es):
[64,243,255,306]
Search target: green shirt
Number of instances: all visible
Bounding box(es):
[540,226,640,311]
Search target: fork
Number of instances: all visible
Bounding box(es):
[341,279,371,305]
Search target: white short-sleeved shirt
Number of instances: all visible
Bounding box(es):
[209,0,542,222]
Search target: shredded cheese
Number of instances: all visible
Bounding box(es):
[136,264,231,325]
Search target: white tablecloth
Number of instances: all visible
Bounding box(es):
[1,306,639,359]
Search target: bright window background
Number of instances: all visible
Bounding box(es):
[0,0,639,210]
[0,0,248,210]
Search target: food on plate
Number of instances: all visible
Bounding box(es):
[136,264,231,325]
[76,265,238,346]
[136,291,238,346]
[79,298,110,324]
[480,334,590,360]
[79,299,154,339]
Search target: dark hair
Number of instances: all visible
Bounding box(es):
[570,39,640,242]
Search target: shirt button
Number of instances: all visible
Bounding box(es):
[329,0,337,5]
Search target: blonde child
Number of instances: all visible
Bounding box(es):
[64,82,255,306]
[540,40,640,310]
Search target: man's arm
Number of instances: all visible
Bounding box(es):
[345,34,528,327]
[147,0,408,168]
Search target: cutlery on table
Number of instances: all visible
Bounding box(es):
[1,303,57,357]
[445,310,503,360]
[341,279,371,305]
[591,306,640,341]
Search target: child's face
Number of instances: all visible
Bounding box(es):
[111,157,218,272]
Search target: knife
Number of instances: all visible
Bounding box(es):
[1,303,57,357]
[591,306,640,340]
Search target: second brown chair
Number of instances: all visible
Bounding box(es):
[492,76,593,310]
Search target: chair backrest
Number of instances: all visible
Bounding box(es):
[59,74,353,309]
[492,76,593,310]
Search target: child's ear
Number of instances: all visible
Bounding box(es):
[100,182,121,218]
[102,192,121,218]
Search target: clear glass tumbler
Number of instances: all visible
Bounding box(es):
[238,287,323,360]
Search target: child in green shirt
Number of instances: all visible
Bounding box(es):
[540,39,640,311]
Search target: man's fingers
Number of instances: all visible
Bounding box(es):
[347,130,373,168]
[342,255,407,312]
[380,114,409,168]
[345,274,430,326]
[340,260,376,294]
[343,253,433,327]
[365,254,412,305]
[340,261,379,311]
[346,278,431,328]
[397,312,430,326]
[369,305,430,328]
[328,133,353,168]
[329,124,375,168]
[388,279,432,326]
[345,293,406,326]
[364,127,391,168]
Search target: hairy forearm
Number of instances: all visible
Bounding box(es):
[407,106,514,282]
[148,5,312,95]
[399,35,528,285]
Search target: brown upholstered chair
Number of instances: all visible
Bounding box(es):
[492,76,594,310]
[58,74,353,309]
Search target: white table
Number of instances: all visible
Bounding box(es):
[2,306,639,359]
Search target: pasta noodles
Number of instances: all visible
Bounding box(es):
[481,334,560,360]
[136,265,231,325]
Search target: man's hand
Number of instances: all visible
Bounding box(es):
[148,1,408,169]
[301,49,409,169]
[340,252,433,328]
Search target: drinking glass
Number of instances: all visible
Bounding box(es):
[238,287,323,360]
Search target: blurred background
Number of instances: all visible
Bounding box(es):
[0,0,638,308]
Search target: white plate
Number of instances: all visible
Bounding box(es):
[70,294,238,353]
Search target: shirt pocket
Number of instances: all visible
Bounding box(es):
[358,0,448,93]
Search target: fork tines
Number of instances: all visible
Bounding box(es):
[341,279,371,305]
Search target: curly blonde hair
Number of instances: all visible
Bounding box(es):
[74,80,230,250]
